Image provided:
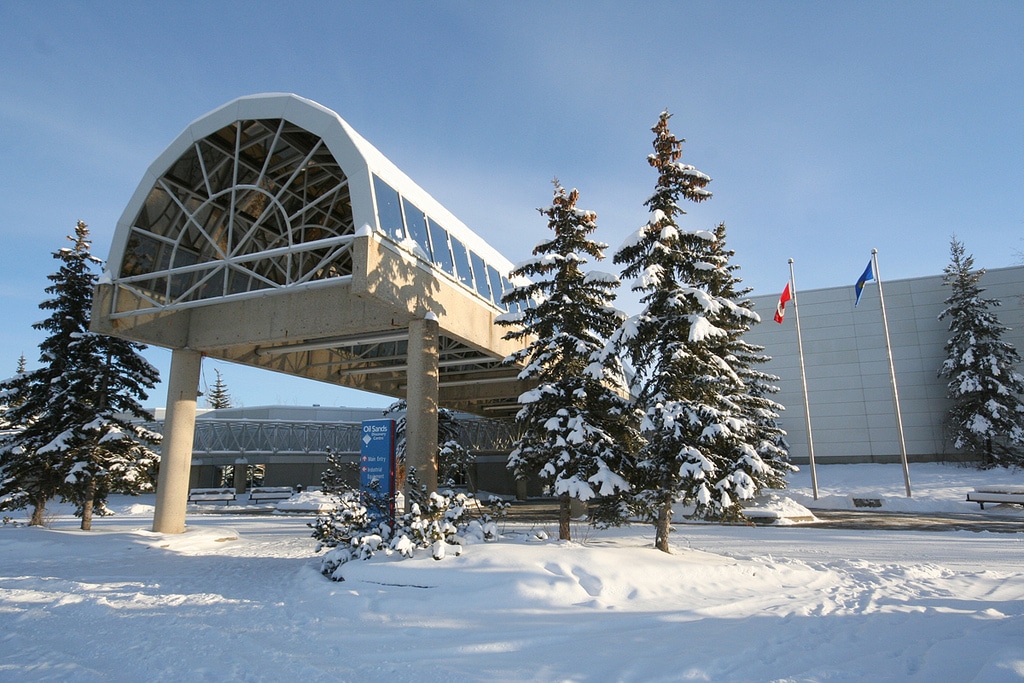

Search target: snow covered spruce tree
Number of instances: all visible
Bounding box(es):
[206,368,232,409]
[0,356,63,525]
[612,112,784,551]
[0,222,160,529]
[703,222,794,487]
[938,236,1024,467]
[436,410,475,490]
[65,325,162,529]
[0,224,104,525]
[0,356,27,428]
[497,181,636,541]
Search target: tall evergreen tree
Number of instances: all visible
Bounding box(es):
[938,236,1024,466]
[613,112,771,552]
[498,181,635,540]
[0,222,160,529]
[63,323,161,529]
[1,224,100,524]
[206,368,233,409]
[703,222,794,491]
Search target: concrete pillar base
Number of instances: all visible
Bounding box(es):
[233,461,248,494]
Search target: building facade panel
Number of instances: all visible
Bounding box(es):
[747,265,1024,464]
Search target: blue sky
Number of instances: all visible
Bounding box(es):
[2,1,1021,409]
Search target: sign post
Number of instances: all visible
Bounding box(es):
[359,419,397,523]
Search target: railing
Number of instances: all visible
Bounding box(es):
[457,417,522,452]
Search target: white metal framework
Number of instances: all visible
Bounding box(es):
[115,118,356,313]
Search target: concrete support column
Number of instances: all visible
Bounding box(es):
[153,348,202,534]
[232,459,248,494]
[405,316,439,495]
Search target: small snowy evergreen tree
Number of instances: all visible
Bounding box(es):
[497,181,636,541]
[938,236,1024,466]
[206,368,232,409]
[0,222,160,529]
[382,400,476,496]
[319,446,357,496]
[434,404,476,490]
[438,439,475,490]
[612,112,773,551]
[205,367,240,485]
[0,356,27,429]
[0,357,61,525]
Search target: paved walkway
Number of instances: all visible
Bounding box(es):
[503,499,1024,533]
[807,508,1024,533]
[189,496,1024,533]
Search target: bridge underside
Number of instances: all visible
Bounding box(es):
[95,233,529,417]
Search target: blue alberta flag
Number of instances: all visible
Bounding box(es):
[854,260,874,306]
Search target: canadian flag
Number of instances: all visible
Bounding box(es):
[774,282,792,324]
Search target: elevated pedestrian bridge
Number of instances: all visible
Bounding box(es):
[91,93,531,532]
[143,416,520,467]
[188,419,363,464]
[93,93,528,416]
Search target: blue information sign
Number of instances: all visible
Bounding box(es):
[359,419,396,521]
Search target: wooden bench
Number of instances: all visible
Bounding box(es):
[966,487,1024,510]
[248,486,294,505]
[188,488,237,505]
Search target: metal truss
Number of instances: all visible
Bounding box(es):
[146,419,368,458]
[143,415,522,461]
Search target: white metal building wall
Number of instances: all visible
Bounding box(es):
[743,265,1024,464]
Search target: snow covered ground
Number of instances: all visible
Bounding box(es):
[2,463,1023,682]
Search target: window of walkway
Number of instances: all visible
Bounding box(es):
[371,174,513,311]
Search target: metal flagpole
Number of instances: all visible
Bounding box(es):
[871,249,912,497]
[789,259,818,499]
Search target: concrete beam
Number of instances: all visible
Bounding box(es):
[90,284,190,348]
[360,237,523,360]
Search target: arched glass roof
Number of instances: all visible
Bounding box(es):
[118,117,356,309]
